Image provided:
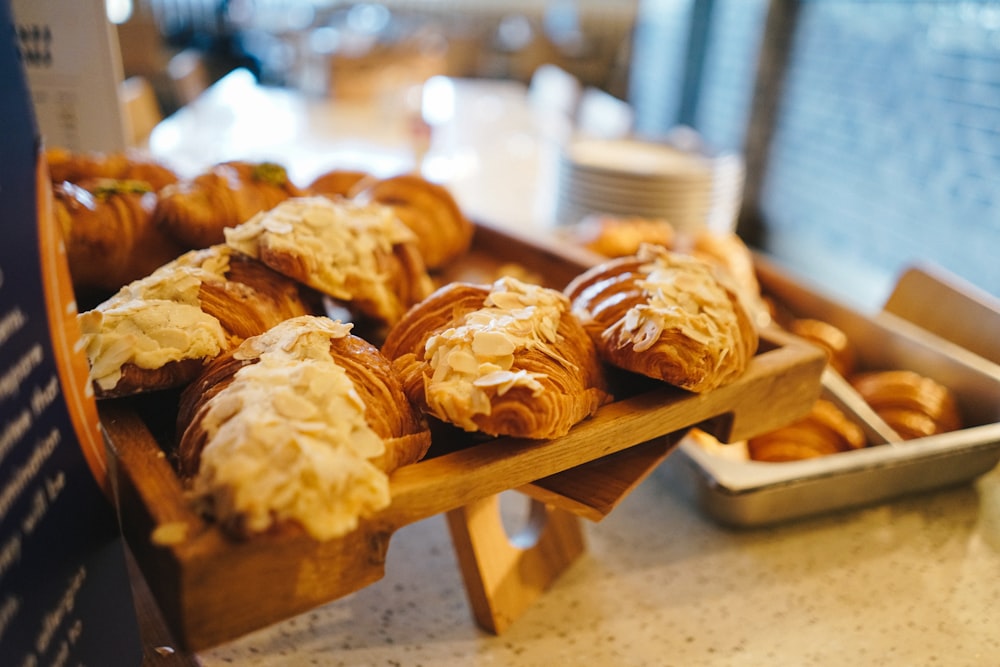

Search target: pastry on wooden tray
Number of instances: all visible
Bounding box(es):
[564,244,759,393]
[154,161,302,248]
[571,214,677,258]
[747,398,866,462]
[224,196,433,326]
[788,318,857,377]
[46,147,179,191]
[53,179,187,293]
[78,245,317,398]
[849,369,962,440]
[306,169,371,199]
[351,173,472,270]
[175,315,432,541]
[381,276,611,439]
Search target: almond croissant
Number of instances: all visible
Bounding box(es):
[78,245,317,398]
[381,276,610,439]
[153,161,302,249]
[224,196,434,327]
[564,244,758,393]
[46,147,179,191]
[175,316,432,541]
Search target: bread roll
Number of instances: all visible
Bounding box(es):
[564,244,758,393]
[381,276,610,439]
[154,161,302,248]
[176,316,431,540]
[225,196,433,326]
[78,245,317,398]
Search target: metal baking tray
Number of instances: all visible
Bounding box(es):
[675,256,1000,527]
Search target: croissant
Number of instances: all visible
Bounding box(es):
[224,196,434,326]
[153,161,302,249]
[352,173,473,270]
[78,245,317,398]
[52,179,187,293]
[175,316,432,541]
[46,147,179,191]
[747,398,866,462]
[381,276,611,439]
[564,244,758,393]
[788,318,856,377]
[306,169,371,199]
[849,370,961,440]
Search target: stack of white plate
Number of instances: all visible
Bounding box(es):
[554,138,745,235]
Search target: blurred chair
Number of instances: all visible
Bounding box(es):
[168,48,210,107]
[119,75,162,146]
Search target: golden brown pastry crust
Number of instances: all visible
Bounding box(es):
[80,245,317,398]
[352,174,473,270]
[224,196,433,326]
[849,370,961,439]
[789,318,857,377]
[747,399,866,462]
[53,179,187,293]
[46,147,179,191]
[154,161,302,249]
[564,245,758,393]
[381,278,610,439]
[306,169,372,199]
[176,319,430,479]
[574,214,676,258]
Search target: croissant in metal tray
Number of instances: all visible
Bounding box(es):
[381,276,611,439]
[351,173,473,270]
[153,161,302,249]
[53,179,187,293]
[747,398,866,462]
[78,245,318,398]
[564,244,759,393]
[175,316,432,541]
[224,196,434,327]
[850,369,962,440]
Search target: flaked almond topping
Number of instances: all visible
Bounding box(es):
[423,277,569,431]
[190,316,388,541]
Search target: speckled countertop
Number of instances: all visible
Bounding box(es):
[190,456,1000,667]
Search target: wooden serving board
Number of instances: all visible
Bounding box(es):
[101,223,827,650]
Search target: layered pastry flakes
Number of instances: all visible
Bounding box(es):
[176,316,430,541]
[382,276,610,439]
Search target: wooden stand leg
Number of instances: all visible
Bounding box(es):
[446,493,585,634]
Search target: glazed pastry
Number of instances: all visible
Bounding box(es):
[564,244,758,393]
[788,318,856,377]
[381,276,610,439]
[78,245,317,398]
[850,370,961,440]
[683,229,770,329]
[747,399,866,462]
[352,173,472,270]
[225,196,433,326]
[176,316,432,541]
[306,169,371,199]
[53,179,186,293]
[154,161,302,248]
[46,147,179,191]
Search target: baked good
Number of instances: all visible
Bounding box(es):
[683,229,770,329]
[78,245,317,398]
[564,244,758,393]
[153,161,302,248]
[53,179,186,293]
[747,398,866,462]
[306,169,371,199]
[46,147,178,191]
[381,276,610,439]
[572,214,676,258]
[175,316,431,540]
[351,173,472,270]
[788,318,856,377]
[849,370,961,440]
[224,196,433,326]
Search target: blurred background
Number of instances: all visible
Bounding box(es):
[108,0,1000,304]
